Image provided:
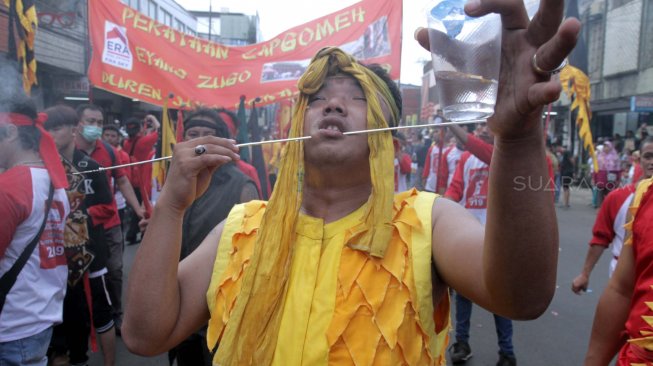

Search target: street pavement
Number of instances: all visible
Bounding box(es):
[90,187,611,365]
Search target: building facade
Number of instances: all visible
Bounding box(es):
[583,0,653,139]
[190,9,260,46]
[121,0,197,36]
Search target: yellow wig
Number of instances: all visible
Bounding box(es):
[214,47,400,365]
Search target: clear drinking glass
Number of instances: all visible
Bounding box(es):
[426,0,502,122]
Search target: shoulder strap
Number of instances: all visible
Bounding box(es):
[0,183,55,313]
[128,136,140,156]
[101,140,117,167]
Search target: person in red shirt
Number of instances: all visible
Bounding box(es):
[102,124,131,230]
[422,129,449,194]
[123,116,159,245]
[572,135,653,296]
[585,137,653,364]
[0,94,70,364]
[449,123,555,196]
[74,104,143,334]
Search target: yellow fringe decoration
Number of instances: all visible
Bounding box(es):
[559,65,598,172]
[214,47,400,365]
[207,191,451,365]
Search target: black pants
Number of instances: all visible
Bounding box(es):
[168,330,212,366]
[50,275,115,364]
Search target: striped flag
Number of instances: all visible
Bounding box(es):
[5,0,38,94]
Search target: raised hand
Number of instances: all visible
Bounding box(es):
[416,0,580,140]
[159,136,239,212]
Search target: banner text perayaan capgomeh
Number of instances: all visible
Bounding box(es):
[121,6,366,62]
[241,7,366,61]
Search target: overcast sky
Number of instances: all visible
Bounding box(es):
[176,0,432,86]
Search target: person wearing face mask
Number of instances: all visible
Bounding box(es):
[74,104,144,336]
[44,105,117,366]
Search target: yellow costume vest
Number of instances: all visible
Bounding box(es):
[206,189,450,365]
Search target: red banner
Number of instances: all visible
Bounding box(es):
[88,0,402,109]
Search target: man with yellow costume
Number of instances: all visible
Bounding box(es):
[121,0,580,363]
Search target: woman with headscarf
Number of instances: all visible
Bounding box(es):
[596,141,621,206]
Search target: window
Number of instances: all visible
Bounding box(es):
[587,15,604,81]
[175,19,185,32]
[609,0,635,10]
[121,0,137,9]
[147,0,157,20]
[161,10,173,27]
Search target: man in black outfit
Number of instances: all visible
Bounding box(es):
[45,105,117,366]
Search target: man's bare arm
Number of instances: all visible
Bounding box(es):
[432,133,557,320]
[584,244,635,365]
[420,0,578,319]
[122,206,224,355]
[117,176,144,218]
[572,244,607,294]
[122,136,239,355]
[483,133,558,318]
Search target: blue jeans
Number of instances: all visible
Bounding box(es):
[455,293,514,356]
[554,174,561,203]
[0,327,52,366]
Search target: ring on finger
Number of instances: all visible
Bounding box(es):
[532,54,568,76]
[194,144,207,155]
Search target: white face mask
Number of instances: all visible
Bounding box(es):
[81,125,102,142]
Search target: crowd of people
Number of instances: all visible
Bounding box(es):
[2,0,653,365]
[0,97,266,366]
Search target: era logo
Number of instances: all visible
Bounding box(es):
[102,21,133,71]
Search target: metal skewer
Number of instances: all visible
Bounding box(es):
[73,119,485,175]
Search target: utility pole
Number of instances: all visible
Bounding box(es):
[208,1,212,41]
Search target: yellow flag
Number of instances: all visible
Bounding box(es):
[152,96,175,189]
[4,0,38,94]
[559,65,598,172]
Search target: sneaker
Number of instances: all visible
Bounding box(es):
[449,341,473,364]
[497,352,517,366]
